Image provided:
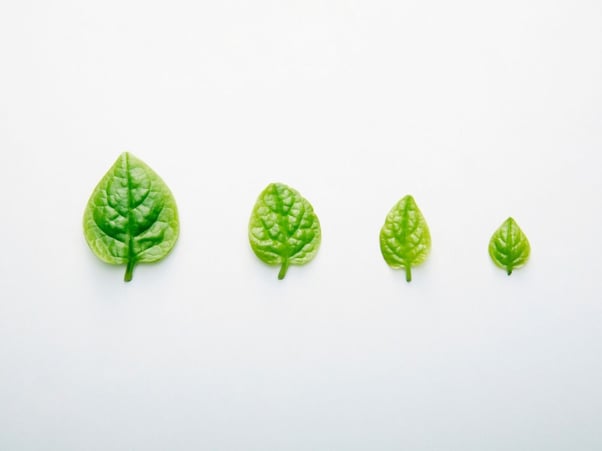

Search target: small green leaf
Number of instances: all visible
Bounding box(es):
[83,152,179,282]
[488,217,530,275]
[249,182,321,280]
[380,195,431,282]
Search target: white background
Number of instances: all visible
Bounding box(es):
[1,1,601,450]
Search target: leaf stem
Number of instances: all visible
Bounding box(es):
[405,266,412,282]
[124,259,136,282]
[507,268,513,276]
[278,259,290,280]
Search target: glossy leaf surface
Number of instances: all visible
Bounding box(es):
[488,217,530,275]
[249,182,321,279]
[83,152,179,281]
[380,195,431,282]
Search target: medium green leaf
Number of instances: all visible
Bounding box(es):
[83,152,179,282]
[248,182,321,279]
[379,195,431,282]
[488,217,530,275]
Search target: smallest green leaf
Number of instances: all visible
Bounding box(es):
[488,217,530,275]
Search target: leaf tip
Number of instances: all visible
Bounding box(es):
[400,194,416,207]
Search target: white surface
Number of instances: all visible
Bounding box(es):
[1,1,602,450]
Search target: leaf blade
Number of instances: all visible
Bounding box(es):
[249,182,321,279]
[83,152,179,281]
[488,217,530,275]
[379,195,431,282]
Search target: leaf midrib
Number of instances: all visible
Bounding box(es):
[395,199,421,263]
[274,186,291,262]
[125,153,136,265]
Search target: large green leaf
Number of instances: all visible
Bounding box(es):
[488,217,530,275]
[380,195,431,282]
[83,152,179,281]
[248,182,321,279]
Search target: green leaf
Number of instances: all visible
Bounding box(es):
[379,195,431,282]
[488,217,530,275]
[83,152,179,282]
[248,182,321,279]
